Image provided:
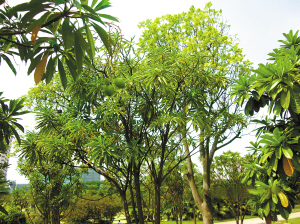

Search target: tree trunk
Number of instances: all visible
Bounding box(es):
[51,206,60,224]
[265,213,272,224]
[202,146,214,224]
[182,130,204,215]
[129,176,139,224]
[193,205,197,224]
[133,164,145,224]
[50,183,61,224]
[154,181,161,224]
[120,191,132,224]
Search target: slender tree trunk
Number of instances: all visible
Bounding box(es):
[265,213,272,224]
[133,164,145,224]
[154,181,161,224]
[51,207,60,224]
[50,183,61,224]
[129,175,139,224]
[240,204,244,224]
[182,129,204,215]
[193,205,197,224]
[202,156,214,224]
[120,191,132,224]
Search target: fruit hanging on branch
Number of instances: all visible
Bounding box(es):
[114,78,125,88]
[282,155,294,177]
[104,85,114,96]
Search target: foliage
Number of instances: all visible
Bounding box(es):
[19,3,252,224]
[17,129,86,223]
[231,30,300,222]
[63,194,123,224]
[0,203,26,224]
[211,151,251,222]
[0,92,28,152]
[0,0,118,87]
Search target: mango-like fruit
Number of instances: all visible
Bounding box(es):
[114,78,125,88]
[104,85,114,96]
[104,78,110,85]
[278,192,288,208]
[283,155,294,177]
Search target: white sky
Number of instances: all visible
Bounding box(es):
[2,0,300,184]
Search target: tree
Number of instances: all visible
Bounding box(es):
[21,4,250,224]
[211,151,251,224]
[137,3,250,224]
[231,30,300,223]
[0,92,28,215]
[0,0,118,87]
[17,131,85,224]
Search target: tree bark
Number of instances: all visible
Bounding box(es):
[133,164,145,224]
[154,181,161,224]
[129,176,139,224]
[182,130,204,215]
[202,150,214,224]
[265,213,272,224]
[120,191,132,224]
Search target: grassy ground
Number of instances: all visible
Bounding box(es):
[259,217,300,224]
[61,206,300,224]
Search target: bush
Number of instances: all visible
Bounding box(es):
[0,204,26,224]
[63,194,123,224]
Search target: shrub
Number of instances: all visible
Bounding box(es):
[0,204,26,224]
[63,194,122,224]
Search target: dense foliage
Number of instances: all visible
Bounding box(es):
[0,0,118,87]
[232,30,300,223]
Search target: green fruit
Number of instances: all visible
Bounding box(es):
[104,85,114,96]
[104,78,110,85]
[114,78,125,89]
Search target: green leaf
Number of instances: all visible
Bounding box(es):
[280,90,290,109]
[82,5,96,14]
[57,58,67,89]
[98,14,119,22]
[74,31,83,74]
[94,0,111,11]
[61,18,74,49]
[0,205,8,215]
[65,55,78,81]
[92,22,114,55]
[275,146,282,159]
[37,11,51,26]
[21,4,48,25]
[27,52,43,75]
[91,0,98,8]
[51,18,61,35]
[0,54,16,75]
[282,145,293,159]
[85,24,95,58]
[45,56,55,84]
[55,0,66,5]
[272,193,278,204]
[279,204,289,220]
[264,202,270,216]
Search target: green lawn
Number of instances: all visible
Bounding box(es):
[259,217,300,224]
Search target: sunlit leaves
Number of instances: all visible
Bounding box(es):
[1,0,118,87]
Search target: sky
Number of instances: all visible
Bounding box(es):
[2,0,300,184]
